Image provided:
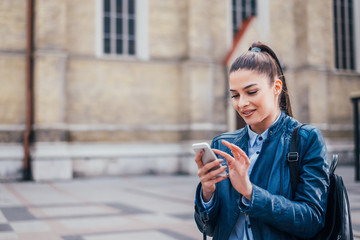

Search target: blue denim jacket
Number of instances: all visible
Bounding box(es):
[194,112,329,240]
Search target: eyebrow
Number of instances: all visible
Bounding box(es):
[229,83,258,92]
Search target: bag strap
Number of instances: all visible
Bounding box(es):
[330,154,338,175]
[288,124,303,197]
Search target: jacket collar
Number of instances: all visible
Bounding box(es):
[266,111,288,139]
[234,111,288,148]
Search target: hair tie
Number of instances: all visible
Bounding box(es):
[250,47,261,52]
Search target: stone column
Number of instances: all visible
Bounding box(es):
[182,0,229,139]
[32,0,71,181]
[178,0,230,173]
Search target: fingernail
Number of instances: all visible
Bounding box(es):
[218,159,224,163]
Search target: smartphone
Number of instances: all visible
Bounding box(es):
[192,142,227,177]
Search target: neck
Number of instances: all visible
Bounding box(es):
[251,110,281,134]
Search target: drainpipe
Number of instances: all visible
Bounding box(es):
[23,0,35,180]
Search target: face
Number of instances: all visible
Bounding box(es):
[229,69,282,134]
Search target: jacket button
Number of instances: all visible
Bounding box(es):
[269,131,273,135]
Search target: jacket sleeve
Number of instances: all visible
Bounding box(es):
[239,127,330,239]
[194,183,220,236]
[193,140,221,237]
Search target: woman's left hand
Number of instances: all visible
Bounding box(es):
[213,140,253,200]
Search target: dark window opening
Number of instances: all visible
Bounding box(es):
[103,0,136,56]
[232,0,257,38]
[334,0,355,70]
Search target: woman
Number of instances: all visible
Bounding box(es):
[194,42,329,240]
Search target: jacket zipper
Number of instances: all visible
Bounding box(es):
[245,213,251,239]
[202,212,209,240]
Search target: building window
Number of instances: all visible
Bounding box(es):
[103,0,136,56]
[232,0,256,37]
[334,0,355,70]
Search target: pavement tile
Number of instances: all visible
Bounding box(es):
[0,223,13,232]
[16,232,64,240]
[1,207,36,222]
[10,220,51,233]
[58,215,137,231]
[0,184,23,205]
[0,212,8,224]
[352,211,360,224]
[170,212,193,220]
[61,236,84,240]
[29,205,119,218]
[105,202,150,215]
[0,232,17,240]
[82,230,179,240]
[130,213,184,226]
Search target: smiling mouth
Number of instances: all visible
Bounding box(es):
[242,109,256,117]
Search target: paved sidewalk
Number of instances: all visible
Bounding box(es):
[0,166,359,240]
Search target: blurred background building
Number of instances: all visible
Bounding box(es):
[0,0,359,181]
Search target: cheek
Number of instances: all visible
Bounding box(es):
[255,93,274,110]
[262,93,277,109]
[232,99,239,109]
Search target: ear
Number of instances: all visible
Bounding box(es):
[273,79,283,96]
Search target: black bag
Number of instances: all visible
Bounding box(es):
[288,125,354,240]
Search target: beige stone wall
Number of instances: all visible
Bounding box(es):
[305,0,334,69]
[66,60,182,125]
[33,0,68,134]
[187,0,230,60]
[148,0,230,61]
[269,0,297,67]
[0,56,26,124]
[0,0,27,51]
[328,73,360,124]
[149,0,188,59]
[35,0,67,50]
[0,0,27,126]
[34,53,67,125]
[66,0,95,56]
[1,0,356,139]
[60,0,229,143]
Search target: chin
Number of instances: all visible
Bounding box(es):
[241,114,264,127]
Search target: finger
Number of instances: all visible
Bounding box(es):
[221,140,240,159]
[222,140,249,165]
[194,151,204,169]
[201,158,224,175]
[229,143,250,165]
[209,175,228,184]
[207,164,227,179]
[222,140,245,156]
[203,168,228,185]
[198,158,224,178]
[213,149,234,165]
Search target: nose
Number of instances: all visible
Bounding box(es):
[238,95,249,108]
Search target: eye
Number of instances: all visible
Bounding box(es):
[248,90,258,95]
[231,94,239,99]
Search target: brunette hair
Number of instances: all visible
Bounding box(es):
[229,41,293,117]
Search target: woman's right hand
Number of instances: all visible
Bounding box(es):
[195,151,228,202]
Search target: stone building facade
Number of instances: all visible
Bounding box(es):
[0,0,359,180]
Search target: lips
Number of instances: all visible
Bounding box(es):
[242,109,256,117]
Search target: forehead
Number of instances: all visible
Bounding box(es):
[229,69,270,90]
